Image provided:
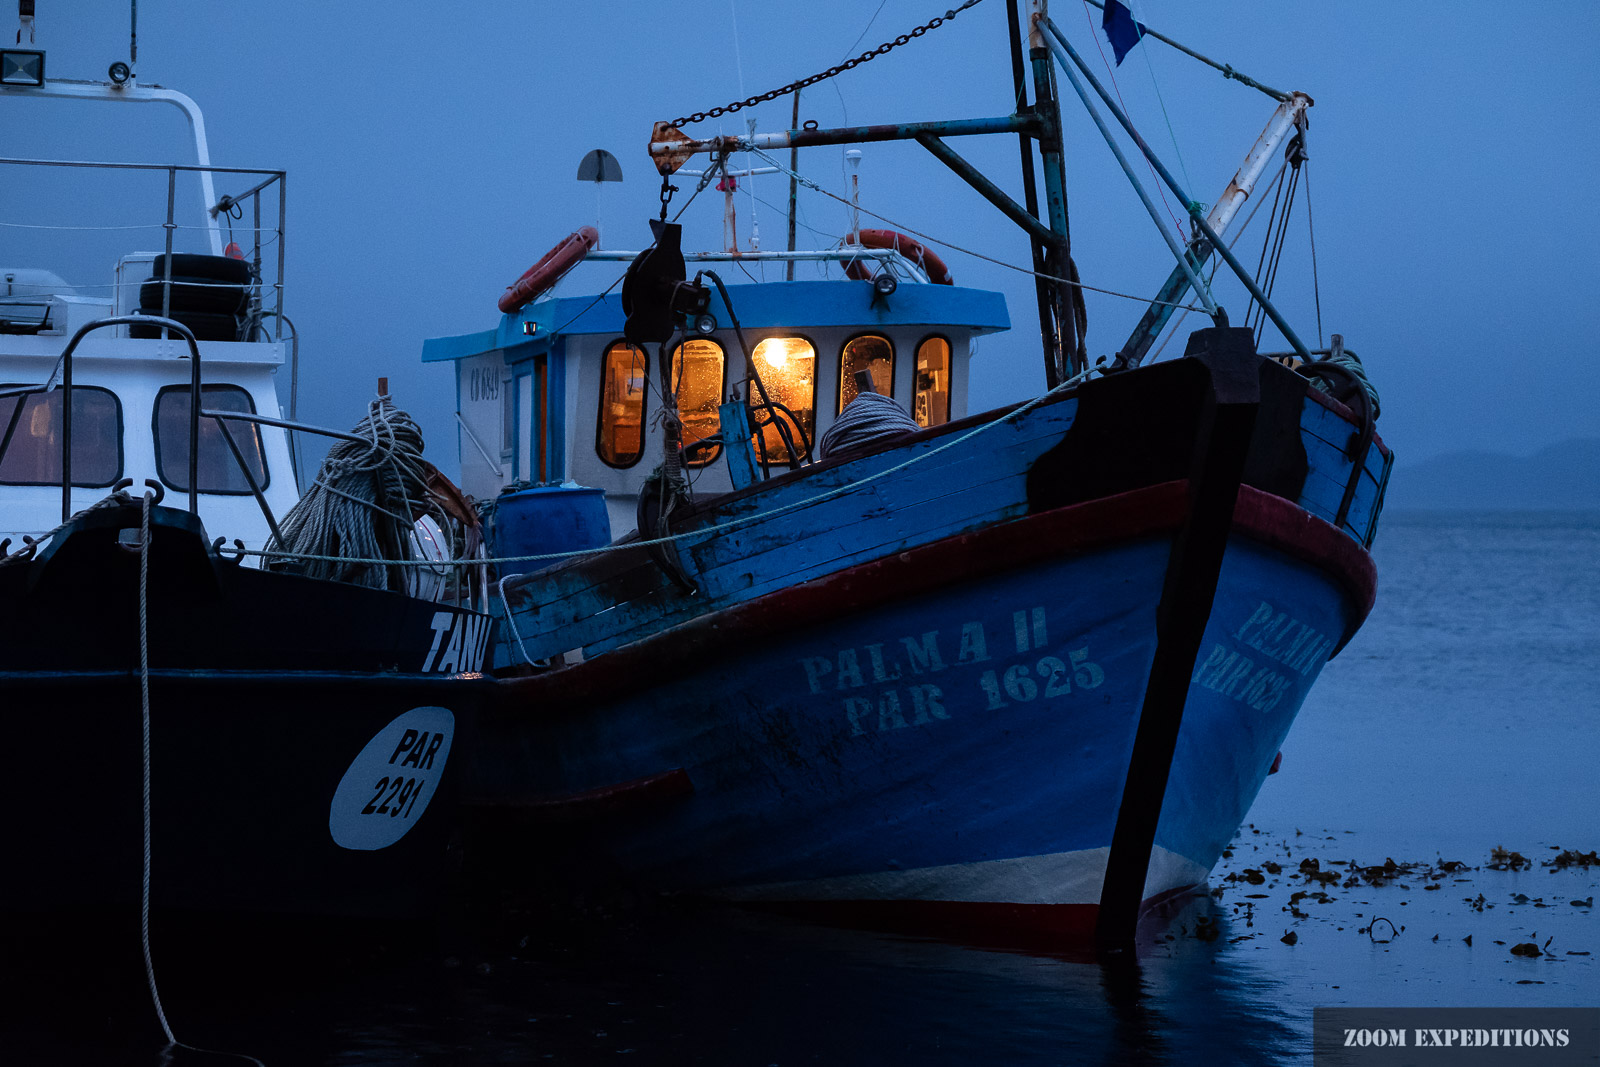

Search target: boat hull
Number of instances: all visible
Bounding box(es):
[475,484,1370,936]
[478,331,1385,939]
[0,501,497,920]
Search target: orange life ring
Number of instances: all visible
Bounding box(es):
[499,226,600,314]
[842,228,954,286]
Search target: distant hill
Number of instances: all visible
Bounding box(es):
[1387,438,1600,510]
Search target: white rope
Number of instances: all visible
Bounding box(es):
[819,391,921,458]
[262,397,443,592]
[138,491,177,1046]
[134,490,275,1067]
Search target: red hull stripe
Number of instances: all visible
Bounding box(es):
[496,482,1374,710]
[740,883,1200,947]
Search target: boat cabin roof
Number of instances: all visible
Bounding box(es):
[422,278,1009,364]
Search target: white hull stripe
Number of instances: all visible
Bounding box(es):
[710,846,1212,907]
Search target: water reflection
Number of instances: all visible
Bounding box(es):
[4,893,1311,1066]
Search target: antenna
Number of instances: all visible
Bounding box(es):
[576,149,623,247]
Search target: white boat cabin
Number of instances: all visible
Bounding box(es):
[0,261,297,552]
[424,255,1010,536]
[3,75,301,557]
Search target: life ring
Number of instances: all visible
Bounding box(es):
[499,226,600,313]
[842,228,953,286]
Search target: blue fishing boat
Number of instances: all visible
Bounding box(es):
[424,0,1390,945]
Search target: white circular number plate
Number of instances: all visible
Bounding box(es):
[329,706,454,851]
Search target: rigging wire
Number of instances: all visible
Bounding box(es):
[1079,0,1187,240]
[1144,152,1288,362]
[746,145,1207,312]
[1305,159,1324,348]
[1131,0,1195,196]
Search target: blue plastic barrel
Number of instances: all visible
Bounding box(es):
[491,485,612,578]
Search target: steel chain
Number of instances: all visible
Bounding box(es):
[668,0,986,128]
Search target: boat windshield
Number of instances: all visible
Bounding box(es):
[0,386,123,487]
[153,384,268,494]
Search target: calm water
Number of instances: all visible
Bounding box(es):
[8,512,1597,1064]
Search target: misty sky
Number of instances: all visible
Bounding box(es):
[6,0,1598,481]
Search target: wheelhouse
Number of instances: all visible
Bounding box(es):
[425,269,1009,537]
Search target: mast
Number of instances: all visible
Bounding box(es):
[786,90,800,281]
[1006,0,1059,388]
[1025,0,1081,385]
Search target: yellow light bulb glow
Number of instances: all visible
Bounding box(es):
[754,336,813,372]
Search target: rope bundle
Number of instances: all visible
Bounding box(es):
[265,396,441,591]
[819,391,922,459]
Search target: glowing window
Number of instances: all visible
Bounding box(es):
[154,384,267,494]
[838,334,894,413]
[913,336,952,428]
[671,339,725,467]
[748,336,815,464]
[0,385,123,487]
[596,341,647,468]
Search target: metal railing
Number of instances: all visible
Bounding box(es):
[0,157,287,344]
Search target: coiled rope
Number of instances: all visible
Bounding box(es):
[264,397,442,592]
[819,391,922,459]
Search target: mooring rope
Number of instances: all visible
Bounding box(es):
[263,396,442,592]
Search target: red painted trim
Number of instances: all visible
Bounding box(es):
[495,482,1186,708]
[738,882,1201,949]
[494,482,1375,711]
[1233,484,1377,622]
[463,767,693,822]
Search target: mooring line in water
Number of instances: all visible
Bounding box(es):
[138,491,269,1067]
[139,491,177,1047]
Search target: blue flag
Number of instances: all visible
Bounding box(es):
[1102,0,1145,65]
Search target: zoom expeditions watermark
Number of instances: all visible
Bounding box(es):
[1341,1028,1568,1049]
[1314,1009,1599,1065]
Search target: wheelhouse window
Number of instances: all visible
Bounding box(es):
[838,334,894,413]
[0,385,122,487]
[596,340,647,468]
[749,336,815,463]
[154,384,268,494]
[914,335,952,428]
[672,339,725,467]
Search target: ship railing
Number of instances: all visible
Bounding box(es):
[0,156,288,344]
[3,312,487,608]
[583,247,933,284]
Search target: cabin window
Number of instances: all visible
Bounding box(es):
[671,339,725,467]
[0,385,123,487]
[596,340,647,468]
[748,336,815,463]
[153,384,268,494]
[838,333,894,413]
[913,335,953,427]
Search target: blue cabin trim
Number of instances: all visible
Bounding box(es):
[421,280,1010,363]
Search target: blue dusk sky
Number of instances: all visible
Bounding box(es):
[5,0,1598,477]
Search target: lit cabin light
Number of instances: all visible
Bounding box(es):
[748,337,815,460]
[755,336,811,371]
